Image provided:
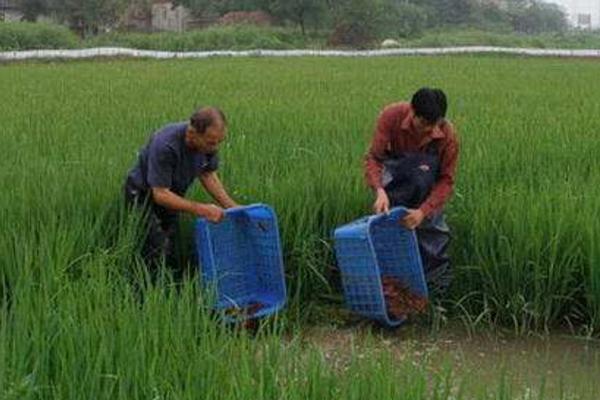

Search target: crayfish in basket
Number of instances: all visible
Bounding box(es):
[224,302,266,330]
[381,275,428,320]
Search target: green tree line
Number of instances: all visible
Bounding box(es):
[12,0,568,50]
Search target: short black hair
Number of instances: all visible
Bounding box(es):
[411,88,447,123]
[189,106,227,134]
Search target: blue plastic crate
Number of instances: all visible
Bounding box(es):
[195,204,286,322]
[333,207,428,327]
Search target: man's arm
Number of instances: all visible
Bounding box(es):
[364,105,398,190]
[145,138,223,222]
[199,171,239,209]
[364,103,404,213]
[152,187,223,222]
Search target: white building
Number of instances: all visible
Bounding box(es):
[151,1,191,32]
[550,0,600,30]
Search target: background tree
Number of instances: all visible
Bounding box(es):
[270,0,325,36]
[419,0,475,26]
[510,1,567,33]
[50,0,128,36]
[327,0,381,48]
[378,0,429,38]
[17,0,48,21]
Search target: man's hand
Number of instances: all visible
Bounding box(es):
[373,188,390,214]
[400,209,425,230]
[192,203,225,223]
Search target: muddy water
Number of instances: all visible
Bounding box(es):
[419,332,600,397]
[304,324,600,398]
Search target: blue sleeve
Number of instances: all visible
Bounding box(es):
[147,139,175,189]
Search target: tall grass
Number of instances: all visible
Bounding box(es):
[396,28,600,49]
[1,56,599,397]
[0,22,79,51]
[1,56,599,329]
[86,25,326,51]
[4,21,600,52]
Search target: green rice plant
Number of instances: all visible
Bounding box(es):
[1,55,600,398]
[1,56,599,330]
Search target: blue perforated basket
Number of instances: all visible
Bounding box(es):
[195,204,286,322]
[333,207,428,327]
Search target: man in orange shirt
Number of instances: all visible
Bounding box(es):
[365,88,459,296]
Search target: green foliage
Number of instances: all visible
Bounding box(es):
[396,28,600,49]
[50,0,129,37]
[327,0,381,47]
[4,20,600,51]
[420,0,475,26]
[377,1,429,39]
[469,2,513,32]
[0,21,79,50]
[6,0,574,45]
[87,24,325,50]
[270,0,326,36]
[15,0,48,22]
[509,1,568,34]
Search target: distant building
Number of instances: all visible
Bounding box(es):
[122,1,153,32]
[151,0,190,32]
[122,0,217,32]
[0,0,22,21]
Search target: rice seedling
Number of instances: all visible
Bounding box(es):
[1,55,599,398]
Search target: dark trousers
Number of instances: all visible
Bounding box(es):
[124,179,178,274]
[416,212,452,297]
[382,149,453,297]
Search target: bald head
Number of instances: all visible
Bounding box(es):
[189,106,227,135]
[185,106,227,153]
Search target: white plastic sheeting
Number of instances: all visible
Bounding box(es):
[2,46,600,61]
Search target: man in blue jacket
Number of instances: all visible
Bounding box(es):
[124,106,238,273]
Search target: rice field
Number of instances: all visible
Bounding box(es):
[1,55,599,398]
